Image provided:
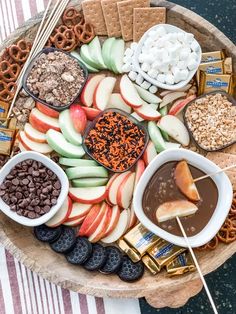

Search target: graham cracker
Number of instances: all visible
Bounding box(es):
[133,7,166,42]
[117,0,150,41]
[82,0,107,36]
[101,0,122,38]
[206,152,236,190]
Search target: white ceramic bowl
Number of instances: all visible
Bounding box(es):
[133,24,202,90]
[133,149,233,247]
[0,151,69,227]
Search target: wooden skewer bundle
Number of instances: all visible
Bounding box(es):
[7,0,70,119]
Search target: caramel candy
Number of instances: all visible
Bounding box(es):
[0,128,15,155]
[201,51,224,63]
[198,71,235,95]
[142,255,161,275]
[166,251,196,276]
[0,101,9,119]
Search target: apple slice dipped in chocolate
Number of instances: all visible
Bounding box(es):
[156,200,198,223]
[174,160,200,202]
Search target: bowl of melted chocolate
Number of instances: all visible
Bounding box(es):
[133,148,233,248]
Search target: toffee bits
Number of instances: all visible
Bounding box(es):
[84,111,146,172]
[0,159,61,219]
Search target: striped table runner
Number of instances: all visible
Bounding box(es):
[0,1,141,313]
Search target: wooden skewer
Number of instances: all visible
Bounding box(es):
[7,0,70,119]
[193,164,236,183]
[176,216,218,314]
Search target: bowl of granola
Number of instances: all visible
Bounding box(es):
[22,48,88,112]
[183,91,236,152]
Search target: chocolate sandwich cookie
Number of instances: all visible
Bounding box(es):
[100,246,123,274]
[50,227,76,253]
[66,237,92,265]
[118,256,144,282]
[83,243,107,271]
[34,224,62,243]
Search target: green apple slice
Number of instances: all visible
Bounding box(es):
[46,129,85,158]
[110,39,125,74]
[88,36,107,69]
[134,84,162,104]
[59,110,82,146]
[159,105,168,116]
[70,51,99,73]
[148,121,166,153]
[59,158,98,167]
[66,166,108,180]
[72,177,108,187]
[80,44,100,69]
[102,37,116,70]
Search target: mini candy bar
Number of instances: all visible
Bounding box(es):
[224,57,233,74]
[198,60,224,76]
[142,255,161,274]
[201,51,224,63]
[147,239,186,268]
[118,223,160,262]
[198,71,235,95]
[0,101,9,119]
[0,128,15,155]
[166,252,196,276]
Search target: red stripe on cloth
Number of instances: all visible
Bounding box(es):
[13,0,25,26]
[62,288,73,314]
[5,251,22,314]
[79,293,89,314]
[18,262,28,314]
[29,0,37,17]
[95,297,106,314]
[0,280,6,314]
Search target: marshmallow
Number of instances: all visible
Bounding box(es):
[152,60,162,70]
[179,69,189,80]
[159,63,169,73]
[148,69,158,78]
[123,56,133,64]
[177,32,185,43]
[177,60,187,70]
[184,33,194,44]
[128,71,138,81]
[130,42,138,51]
[149,85,158,94]
[135,74,144,85]
[141,62,151,72]
[140,81,151,90]
[156,74,166,83]
[122,64,132,73]
[179,48,191,61]
[190,40,199,52]
[172,67,182,83]
[165,73,175,85]
[125,48,134,57]
[189,51,198,61]
[187,59,198,71]
[138,53,146,63]
[168,43,181,59]
[155,26,167,37]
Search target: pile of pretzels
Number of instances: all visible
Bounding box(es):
[197,192,236,250]
[48,7,95,52]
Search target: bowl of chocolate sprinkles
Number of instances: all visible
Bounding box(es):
[83,109,149,173]
[0,151,69,227]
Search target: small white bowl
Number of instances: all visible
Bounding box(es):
[133,149,233,248]
[0,151,69,227]
[133,24,202,90]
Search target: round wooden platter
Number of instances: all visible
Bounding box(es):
[0,0,236,309]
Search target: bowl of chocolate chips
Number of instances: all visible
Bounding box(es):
[23,48,88,111]
[0,151,69,227]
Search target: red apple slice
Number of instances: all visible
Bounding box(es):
[88,204,112,242]
[80,74,106,107]
[169,95,196,116]
[19,131,53,154]
[46,196,72,227]
[159,92,187,108]
[128,203,138,229]
[18,141,28,152]
[106,173,119,204]
[101,209,129,244]
[78,202,106,237]
[120,75,142,109]
[83,107,101,120]
[66,203,92,222]
[124,208,131,233]
[36,102,59,118]
[93,77,116,110]
[156,200,198,223]
[107,93,132,113]
[134,101,161,121]
[134,159,145,187]
[29,108,60,133]
[63,215,86,227]
[69,104,87,134]
[24,123,47,143]
[174,160,200,201]
[102,205,120,238]
[117,172,135,209]
[143,141,157,166]
[108,171,131,205]
[69,186,107,204]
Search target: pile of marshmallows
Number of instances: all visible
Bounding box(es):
[138,26,200,85]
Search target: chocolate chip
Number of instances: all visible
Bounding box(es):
[0,190,6,196]
[22,178,29,185]
[12,178,19,186]
[51,198,57,205]
[54,181,61,189]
